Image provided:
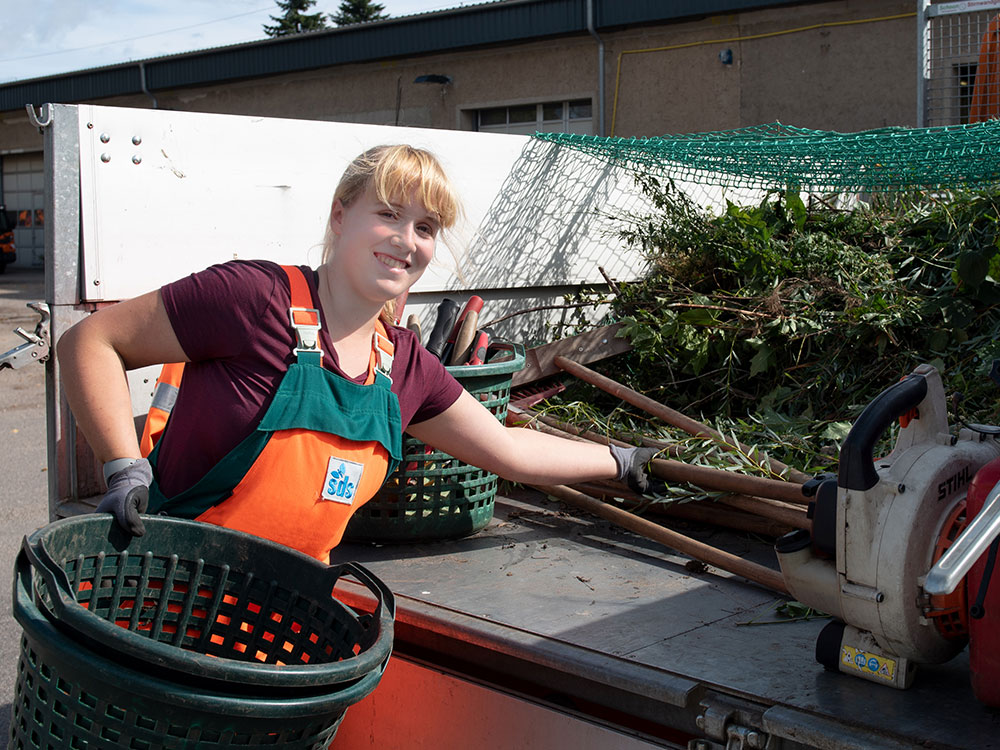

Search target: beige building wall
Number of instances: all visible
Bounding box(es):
[604,0,915,136]
[1,110,45,153]
[0,1,917,167]
[737,1,915,130]
[153,36,605,131]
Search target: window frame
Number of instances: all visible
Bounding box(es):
[473,98,593,135]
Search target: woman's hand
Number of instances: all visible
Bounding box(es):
[97,459,153,536]
[609,444,658,494]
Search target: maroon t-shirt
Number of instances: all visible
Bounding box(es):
[156,260,463,497]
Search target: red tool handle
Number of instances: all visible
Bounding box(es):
[447,295,484,343]
[466,328,493,366]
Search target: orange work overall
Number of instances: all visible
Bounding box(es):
[146,266,402,561]
[139,362,183,457]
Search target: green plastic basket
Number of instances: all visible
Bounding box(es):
[345,341,525,543]
[10,515,395,749]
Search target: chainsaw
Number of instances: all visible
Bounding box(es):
[775,363,1000,705]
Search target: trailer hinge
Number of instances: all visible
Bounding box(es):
[690,695,775,750]
[1,302,51,370]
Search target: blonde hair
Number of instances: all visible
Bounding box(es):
[322,145,461,326]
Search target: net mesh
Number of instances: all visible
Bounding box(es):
[533,120,1000,193]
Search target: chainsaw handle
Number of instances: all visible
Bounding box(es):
[839,373,928,491]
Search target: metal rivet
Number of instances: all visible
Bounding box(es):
[132,155,142,165]
[100,153,111,163]
[132,136,142,146]
[897,483,906,493]
[86,122,94,129]
[100,133,110,143]
[93,279,101,286]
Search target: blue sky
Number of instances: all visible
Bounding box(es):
[1,1,470,84]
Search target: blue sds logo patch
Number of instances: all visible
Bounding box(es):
[322,457,364,504]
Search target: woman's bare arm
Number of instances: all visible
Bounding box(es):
[406,389,620,485]
[57,290,188,464]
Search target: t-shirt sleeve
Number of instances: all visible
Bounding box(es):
[391,326,465,428]
[161,261,281,362]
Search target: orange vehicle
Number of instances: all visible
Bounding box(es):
[0,205,15,273]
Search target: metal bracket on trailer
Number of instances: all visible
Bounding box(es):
[690,694,772,750]
[689,695,933,750]
[25,103,53,132]
[1,302,51,370]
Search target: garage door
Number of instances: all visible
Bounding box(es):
[1,152,44,269]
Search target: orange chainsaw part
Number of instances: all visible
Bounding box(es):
[924,499,970,640]
[897,374,920,428]
[966,456,1000,708]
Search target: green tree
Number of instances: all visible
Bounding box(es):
[263,0,329,37]
[331,0,388,26]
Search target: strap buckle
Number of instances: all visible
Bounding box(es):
[289,307,323,359]
[374,330,394,383]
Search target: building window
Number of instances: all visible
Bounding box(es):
[476,99,593,135]
[956,63,978,124]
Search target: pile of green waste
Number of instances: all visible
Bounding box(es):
[549,181,1000,476]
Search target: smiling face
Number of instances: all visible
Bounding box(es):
[328,188,440,305]
[322,145,461,324]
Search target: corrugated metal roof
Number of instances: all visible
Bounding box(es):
[598,0,810,27]
[0,0,818,112]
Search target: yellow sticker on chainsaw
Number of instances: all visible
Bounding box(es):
[841,645,897,682]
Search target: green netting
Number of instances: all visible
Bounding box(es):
[533,121,1000,193]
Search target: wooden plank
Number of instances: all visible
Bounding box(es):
[511,323,631,388]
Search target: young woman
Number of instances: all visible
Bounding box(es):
[58,145,654,561]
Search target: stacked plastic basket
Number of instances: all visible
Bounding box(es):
[346,341,525,543]
[11,515,395,749]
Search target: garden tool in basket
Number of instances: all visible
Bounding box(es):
[775,363,1000,705]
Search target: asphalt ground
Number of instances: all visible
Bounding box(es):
[0,267,52,738]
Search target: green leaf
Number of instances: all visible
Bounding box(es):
[749,343,774,377]
[679,307,719,326]
[690,337,710,375]
[926,329,949,352]
[784,190,808,231]
[820,421,852,442]
[958,252,989,289]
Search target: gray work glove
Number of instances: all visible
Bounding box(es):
[97,458,152,536]
[609,444,658,495]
